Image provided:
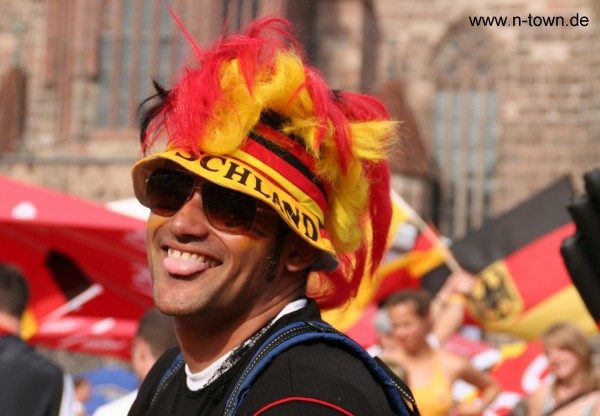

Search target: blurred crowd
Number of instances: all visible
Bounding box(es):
[370,270,600,415]
[5,261,600,415]
[0,264,177,416]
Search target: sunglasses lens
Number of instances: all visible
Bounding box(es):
[145,168,259,233]
[202,182,257,233]
[146,169,195,216]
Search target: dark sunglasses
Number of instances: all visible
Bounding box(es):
[143,168,276,234]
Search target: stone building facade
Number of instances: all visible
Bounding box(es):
[370,0,600,237]
[0,0,598,239]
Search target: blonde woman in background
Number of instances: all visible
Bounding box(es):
[527,322,600,416]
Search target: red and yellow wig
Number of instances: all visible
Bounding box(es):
[132,17,398,309]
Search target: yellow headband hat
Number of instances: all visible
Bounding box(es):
[132,122,338,271]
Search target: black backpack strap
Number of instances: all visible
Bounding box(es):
[223,320,420,416]
[150,352,185,407]
[374,356,420,414]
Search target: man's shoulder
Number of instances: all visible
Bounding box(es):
[267,337,386,384]
[140,345,182,387]
[0,335,62,379]
[237,322,398,415]
[258,309,383,387]
[132,345,181,405]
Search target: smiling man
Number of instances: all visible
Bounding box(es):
[128,16,414,416]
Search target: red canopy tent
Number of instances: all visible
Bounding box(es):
[0,175,153,359]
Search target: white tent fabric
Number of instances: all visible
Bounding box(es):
[106,198,150,221]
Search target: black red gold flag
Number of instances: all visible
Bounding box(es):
[423,177,596,339]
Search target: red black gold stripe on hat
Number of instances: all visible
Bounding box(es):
[132,128,339,271]
[248,123,329,214]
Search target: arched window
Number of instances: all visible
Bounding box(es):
[432,23,498,238]
[41,0,282,142]
[97,0,199,129]
[96,0,263,130]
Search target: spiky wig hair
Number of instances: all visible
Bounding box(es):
[136,17,398,310]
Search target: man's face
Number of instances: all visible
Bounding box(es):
[145,173,291,324]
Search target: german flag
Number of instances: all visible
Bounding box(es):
[375,231,447,300]
[423,177,597,340]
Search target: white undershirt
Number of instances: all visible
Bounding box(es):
[185,299,308,391]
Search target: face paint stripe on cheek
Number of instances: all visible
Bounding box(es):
[147,216,169,228]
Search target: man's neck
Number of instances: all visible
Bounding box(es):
[176,299,304,373]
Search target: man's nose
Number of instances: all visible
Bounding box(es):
[169,190,211,237]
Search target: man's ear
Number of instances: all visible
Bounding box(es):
[284,233,319,272]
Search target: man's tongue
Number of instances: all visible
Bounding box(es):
[163,256,209,276]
